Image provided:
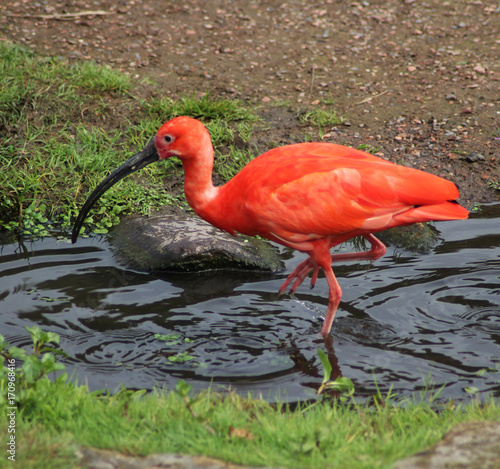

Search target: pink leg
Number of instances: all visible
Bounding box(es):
[320,266,342,337]
[279,234,387,336]
[280,234,386,295]
[321,235,386,335]
[330,234,386,263]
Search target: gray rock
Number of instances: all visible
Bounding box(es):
[392,421,500,469]
[377,223,439,253]
[464,152,485,163]
[109,213,284,273]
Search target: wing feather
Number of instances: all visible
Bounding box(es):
[215,143,466,245]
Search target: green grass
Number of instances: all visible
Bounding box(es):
[1,370,499,469]
[357,143,381,154]
[299,108,344,131]
[0,41,258,238]
[487,179,500,192]
[1,328,499,469]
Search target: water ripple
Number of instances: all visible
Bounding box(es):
[1,205,499,402]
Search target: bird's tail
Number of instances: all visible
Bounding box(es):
[395,201,469,224]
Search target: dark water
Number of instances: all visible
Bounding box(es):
[1,204,499,403]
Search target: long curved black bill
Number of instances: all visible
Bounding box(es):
[71,136,159,243]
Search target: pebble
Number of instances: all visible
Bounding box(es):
[464,152,485,163]
[473,64,486,74]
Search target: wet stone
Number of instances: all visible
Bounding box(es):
[109,213,284,273]
[377,223,439,253]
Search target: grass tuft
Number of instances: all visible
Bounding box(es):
[0,42,258,238]
[299,107,344,130]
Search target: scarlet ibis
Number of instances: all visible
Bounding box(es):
[72,116,469,337]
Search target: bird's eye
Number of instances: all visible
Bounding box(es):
[164,135,174,143]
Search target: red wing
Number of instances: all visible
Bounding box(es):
[215,142,467,244]
[245,159,464,243]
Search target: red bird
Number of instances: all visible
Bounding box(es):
[72,116,469,337]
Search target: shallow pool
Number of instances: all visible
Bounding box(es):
[1,204,499,403]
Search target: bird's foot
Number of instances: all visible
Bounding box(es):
[279,258,318,296]
[309,264,320,289]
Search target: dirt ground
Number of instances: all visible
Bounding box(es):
[1,0,499,206]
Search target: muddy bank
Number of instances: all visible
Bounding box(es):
[1,0,498,205]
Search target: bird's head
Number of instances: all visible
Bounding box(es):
[71,116,211,243]
[155,116,212,161]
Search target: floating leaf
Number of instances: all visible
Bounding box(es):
[464,386,479,395]
[167,352,194,363]
[155,333,182,342]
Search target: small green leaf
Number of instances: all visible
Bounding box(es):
[325,377,355,394]
[26,325,43,344]
[41,353,58,372]
[8,346,27,360]
[22,355,44,383]
[317,348,332,385]
[45,332,61,344]
[464,386,479,395]
[174,379,192,398]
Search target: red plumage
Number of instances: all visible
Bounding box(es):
[151,117,468,336]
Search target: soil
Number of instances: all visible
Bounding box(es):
[2,0,499,206]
